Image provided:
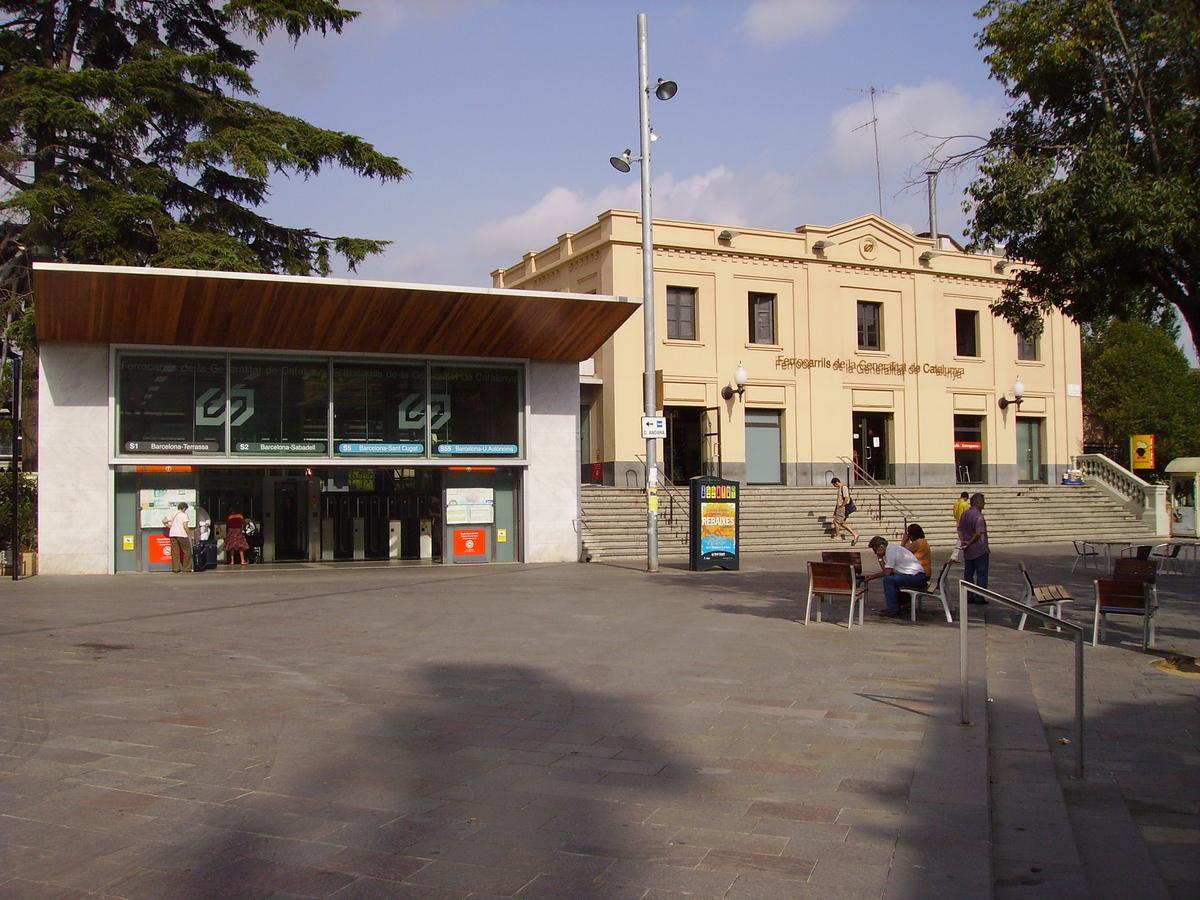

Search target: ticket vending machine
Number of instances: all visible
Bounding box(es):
[138,487,196,572]
[444,485,495,565]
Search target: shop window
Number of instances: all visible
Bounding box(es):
[117,353,226,453]
[956,309,979,357]
[667,286,696,340]
[430,364,522,456]
[748,292,776,345]
[1017,333,1040,361]
[857,301,882,350]
[230,359,329,453]
[332,362,426,456]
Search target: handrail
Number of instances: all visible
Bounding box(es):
[836,456,919,535]
[956,580,1084,779]
[1074,453,1169,535]
[634,454,689,528]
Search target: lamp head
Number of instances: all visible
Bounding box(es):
[998,378,1025,410]
[655,78,678,101]
[609,149,633,173]
[721,363,748,401]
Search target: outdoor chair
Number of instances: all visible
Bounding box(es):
[899,558,955,623]
[1070,540,1101,574]
[1017,562,1074,631]
[1112,558,1158,608]
[804,561,866,629]
[822,550,870,599]
[1150,542,1184,575]
[1092,578,1156,650]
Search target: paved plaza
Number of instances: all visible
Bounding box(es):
[1,545,1197,898]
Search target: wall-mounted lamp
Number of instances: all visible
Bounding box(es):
[718,229,738,244]
[918,250,940,264]
[812,239,836,252]
[721,363,748,400]
[998,377,1025,410]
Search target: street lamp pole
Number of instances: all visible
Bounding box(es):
[636,12,659,573]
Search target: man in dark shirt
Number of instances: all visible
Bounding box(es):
[957,492,989,604]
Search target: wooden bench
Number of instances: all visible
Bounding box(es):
[1017,562,1074,631]
[804,561,866,629]
[900,558,954,623]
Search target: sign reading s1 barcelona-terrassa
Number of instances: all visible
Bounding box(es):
[775,356,967,381]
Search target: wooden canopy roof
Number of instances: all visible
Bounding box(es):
[33,263,637,362]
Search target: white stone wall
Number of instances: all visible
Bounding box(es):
[524,361,580,562]
[38,343,111,574]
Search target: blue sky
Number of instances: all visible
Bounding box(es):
[249,0,1008,287]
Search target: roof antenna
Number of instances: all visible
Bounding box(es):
[849,86,894,217]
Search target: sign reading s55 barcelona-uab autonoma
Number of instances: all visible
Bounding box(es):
[689,476,740,571]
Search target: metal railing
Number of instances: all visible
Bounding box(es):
[634,455,688,529]
[956,580,1084,779]
[1074,453,1169,534]
[837,456,919,535]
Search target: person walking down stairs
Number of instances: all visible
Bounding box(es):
[830,477,860,546]
[953,491,970,523]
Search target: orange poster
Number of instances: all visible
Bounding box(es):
[453,528,487,556]
[148,534,173,564]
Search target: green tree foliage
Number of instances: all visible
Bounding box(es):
[964,0,1200,356]
[0,470,37,552]
[0,0,409,350]
[1083,320,1200,469]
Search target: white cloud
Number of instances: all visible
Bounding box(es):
[830,79,1000,177]
[356,166,807,286]
[471,167,805,273]
[744,0,857,44]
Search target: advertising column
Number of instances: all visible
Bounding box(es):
[689,476,740,571]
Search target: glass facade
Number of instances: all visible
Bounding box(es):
[333,362,426,457]
[231,359,329,454]
[117,354,226,453]
[430,364,521,456]
[116,352,524,459]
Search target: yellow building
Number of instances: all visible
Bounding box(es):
[494,211,1083,488]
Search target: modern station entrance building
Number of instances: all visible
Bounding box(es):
[494,211,1085,488]
[34,263,635,574]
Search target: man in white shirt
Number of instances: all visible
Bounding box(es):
[864,535,929,617]
[163,502,193,573]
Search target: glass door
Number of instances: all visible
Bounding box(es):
[852,412,892,483]
[1016,417,1045,483]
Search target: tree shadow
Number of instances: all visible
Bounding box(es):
[92,662,706,898]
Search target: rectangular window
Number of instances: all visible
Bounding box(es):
[1017,333,1040,361]
[956,309,979,357]
[230,359,329,454]
[748,292,776,344]
[332,362,426,456]
[857,301,882,350]
[117,354,226,454]
[430,364,522,456]
[667,286,696,341]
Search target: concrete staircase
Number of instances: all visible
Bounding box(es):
[579,483,1158,561]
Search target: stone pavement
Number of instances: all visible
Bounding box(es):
[0,543,1195,899]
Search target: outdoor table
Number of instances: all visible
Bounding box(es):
[1079,539,1140,570]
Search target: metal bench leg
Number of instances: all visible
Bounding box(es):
[804,586,814,625]
[1093,606,1101,647]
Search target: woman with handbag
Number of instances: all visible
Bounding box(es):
[830,477,860,545]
